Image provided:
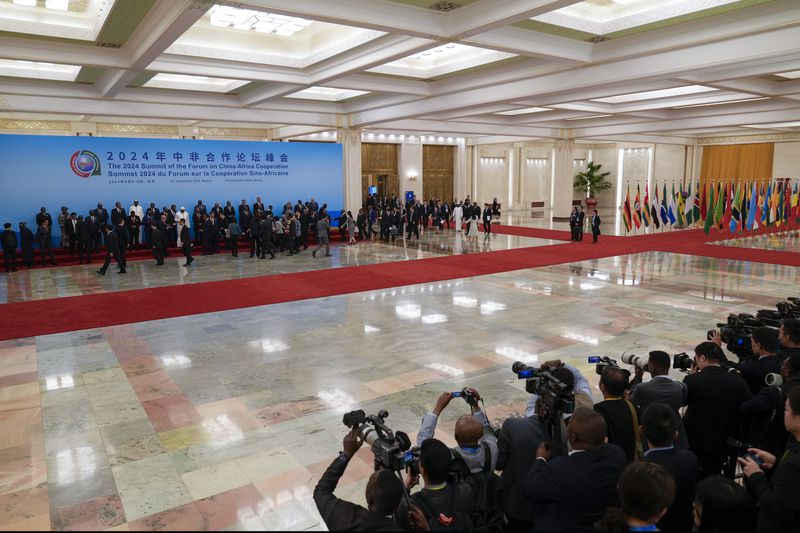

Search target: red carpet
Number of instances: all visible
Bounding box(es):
[0,225,797,341]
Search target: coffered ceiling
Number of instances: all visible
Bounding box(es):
[1,0,800,144]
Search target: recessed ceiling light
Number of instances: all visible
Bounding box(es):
[743,121,800,128]
[144,73,249,93]
[565,114,613,120]
[592,85,717,104]
[12,0,37,6]
[774,70,800,80]
[207,5,313,36]
[285,86,369,101]
[494,107,550,116]
[45,0,69,10]
[673,97,769,109]
[0,58,80,81]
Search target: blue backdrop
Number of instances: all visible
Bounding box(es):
[0,134,343,244]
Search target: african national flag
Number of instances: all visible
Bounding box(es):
[722,181,733,232]
[700,180,708,222]
[762,181,770,226]
[784,179,792,225]
[676,183,686,226]
[667,183,677,225]
[642,184,651,227]
[623,186,632,232]
[747,181,758,231]
[632,185,642,229]
[692,182,701,224]
[651,185,661,229]
[714,181,725,231]
[730,182,742,234]
[684,182,694,225]
[660,182,669,225]
[792,180,799,224]
[703,182,716,234]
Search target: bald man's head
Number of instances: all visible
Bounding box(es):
[567,408,607,450]
[454,415,483,447]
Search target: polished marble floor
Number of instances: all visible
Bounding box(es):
[711,229,800,253]
[0,231,558,304]
[1,233,798,530]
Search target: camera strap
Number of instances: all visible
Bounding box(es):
[625,399,644,462]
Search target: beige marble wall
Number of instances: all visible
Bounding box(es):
[476,146,509,204]
[772,142,800,178]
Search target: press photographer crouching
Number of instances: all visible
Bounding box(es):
[313,425,409,531]
[738,386,800,531]
[682,341,752,478]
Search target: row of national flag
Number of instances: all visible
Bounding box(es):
[621,179,800,234]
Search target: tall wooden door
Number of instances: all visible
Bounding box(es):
[361,143,398,203]
[423,145,454,201]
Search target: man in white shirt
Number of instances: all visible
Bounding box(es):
[129,200,144,242]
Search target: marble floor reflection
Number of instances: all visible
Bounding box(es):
[0,231,557,304]
[1,246,798,530]
[711,229,800,252]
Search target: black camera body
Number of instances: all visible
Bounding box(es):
[451,388,479,407]
[673,352,694,372]
[512,362,575,414]
[587,356,630,377]
[342,409,419,473]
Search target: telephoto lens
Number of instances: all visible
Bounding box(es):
[765,373,783,387]
[621,351,648,369]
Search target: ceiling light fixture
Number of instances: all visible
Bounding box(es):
[494,107,550,116]
[12,0,37,6]
[592,85,716,104]
[45,0,70,10]
[208,5,313,37]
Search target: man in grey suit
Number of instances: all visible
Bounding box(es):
[629,350,689,449]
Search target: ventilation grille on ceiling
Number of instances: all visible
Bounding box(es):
[96,42,122,48]
[585,36,609,43]
[430,1,462,11]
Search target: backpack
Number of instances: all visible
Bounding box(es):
[412,485,473,531]
[448,443,505,531]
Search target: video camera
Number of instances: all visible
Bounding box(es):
[342,409,419,473]
[451,388,479,407]
[707,297,800,360]
[512,362,575,414]
[673,352,694,372]
[587,356,624,376]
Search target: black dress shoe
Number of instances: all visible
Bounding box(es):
[119,269,126,274]
[96,269,105,276]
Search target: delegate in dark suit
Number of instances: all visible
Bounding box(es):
[150,226,165,265]
[525,443,627,531]
[97,229,125,274]
[178,224,193,266]
[75,217,92,264]
[576,208,585,240]
[1,226,18,272]
[36,223,56,265]
[18,224,34,267]
[644,446,700,531]
[591,212,601,243]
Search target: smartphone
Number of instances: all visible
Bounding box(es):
[742,452,765,466]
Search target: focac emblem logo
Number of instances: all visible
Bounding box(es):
[70,150,102,178]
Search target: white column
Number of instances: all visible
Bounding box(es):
[339,129,362,212]
[454,138,467,202]
[551,139,575,220]
[399,136,423,200]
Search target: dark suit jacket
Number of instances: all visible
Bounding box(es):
[111,207,126,225]
[76,220,91,241]
[96,208,108,225]
[105,231,120,256]
[644,447,700,531]
[35,212,52,227]
[683,366,751,454]
[65,218,78,237]
[739,355,782,395]
[179,226,190,247]
[525,443,627,531]
[497,415,557,523]
[748,441,800,531]
[313,455,403,531]
[630,376,689,448]
[594,399,639,463]
[591,215,601,232]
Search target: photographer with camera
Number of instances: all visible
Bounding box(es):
[738,387,800,531]
[629,351,689,449]
[524,408,627,531]
[524,359,593,418]
[594,366,641,463]
[641,403,700,531]
[497,368,571,529]
[313,427,409,531]
[711,326,781,395]
[417,389,503,530]
[404,438,475,530]
[778,319,800,359]
[683,342,752,478]
[417,389,497,473]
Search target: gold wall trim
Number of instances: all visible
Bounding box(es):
[198,127,271,137]
[0,119,71,131]
[96,123,179,135]
[698,133,800,145]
